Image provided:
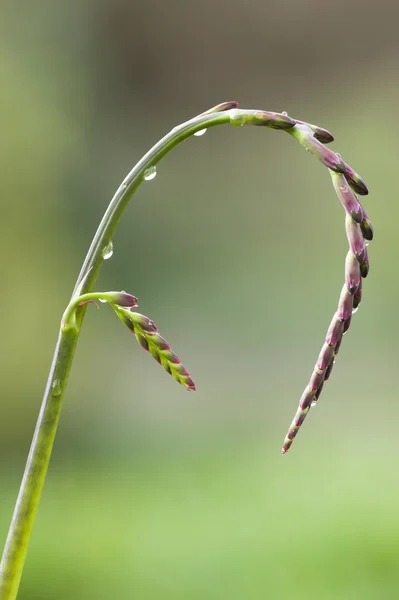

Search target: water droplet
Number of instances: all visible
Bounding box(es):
[352,306,359,314]
[144,166,157,181]
[282,111,288,116]
[52,379,62,396]
[311,400,317,408]
[194,128,207,137]
[102,241,113,260]
[229,110,246,127]
[99,298,107,304]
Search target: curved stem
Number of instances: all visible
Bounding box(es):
[0,106,293,599]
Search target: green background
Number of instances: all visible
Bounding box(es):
[1,1,398,598]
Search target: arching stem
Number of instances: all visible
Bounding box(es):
[0,104,295,599]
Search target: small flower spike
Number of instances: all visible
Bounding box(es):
[115,308,196,391]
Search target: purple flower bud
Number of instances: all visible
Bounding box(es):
[251,110,296,130]
[360,217,374,241]
[345,214,365,261]
[342,163,368,196]
[299,386,316,409]
[325,313,345,345]
[317,343,336,371]
[294,410,308,428]
[337,284,354,320]
[152,335,170,351]
[200,101,239,115]
[163,350,181,364]
[309,369,325,392]
[184,377,196,392]
[345,251,361,293]
[291,124,345,172]
[331,172,362,222]
[130,312,158,333]
[106,292,138,308]
[295,120,334,144]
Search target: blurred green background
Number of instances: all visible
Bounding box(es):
[1,1,399,598]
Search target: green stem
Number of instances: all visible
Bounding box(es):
[0,106,293,599]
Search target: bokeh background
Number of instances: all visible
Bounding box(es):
[1,1,399,598]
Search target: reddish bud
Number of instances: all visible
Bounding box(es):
[345,251,361,293]
[360,218,374,241]
[337,284,354,320]
[251,110,296,129]
[299,387,316,409]
[331,172,362,221]
[317,343,335,371]
[345,215,365,260]
[295,120,334,143]
[325,313,345,345]
[342,163,368,196]
[200,101,239,115]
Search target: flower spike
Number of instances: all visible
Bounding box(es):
[281,160,372,454]
[115,308,196,391]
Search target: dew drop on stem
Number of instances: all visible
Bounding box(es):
[229,110,246,127]
[194,128,207,137]
[52,379,62,396]
[102,241,113,260]
[143,166,157,181]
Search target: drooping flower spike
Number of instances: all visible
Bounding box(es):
[280,138,372,453]
[195,107,371,453]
